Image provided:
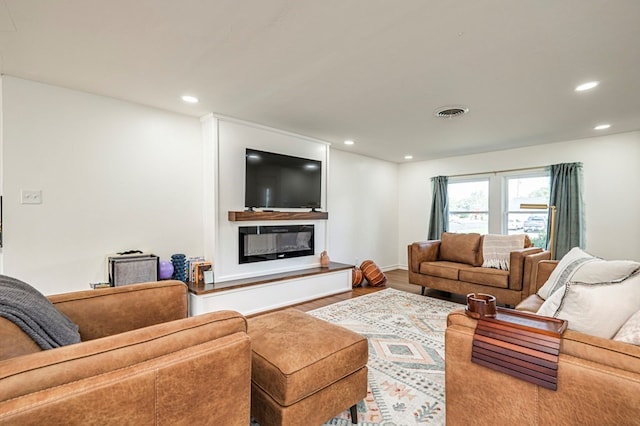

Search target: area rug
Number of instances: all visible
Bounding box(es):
[308,288,463,426]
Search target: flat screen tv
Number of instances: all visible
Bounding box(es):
[245,148,322,209]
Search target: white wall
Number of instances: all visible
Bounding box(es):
[4,77,636,296]
[328,149,399,269]
[1,77,204,294]
[398,131,640,263]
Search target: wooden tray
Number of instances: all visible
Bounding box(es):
[471,307,567,391]
[486,307,568,337]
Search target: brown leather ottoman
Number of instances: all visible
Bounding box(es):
[247,309,368,426]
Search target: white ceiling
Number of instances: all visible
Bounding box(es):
[1,0,639,163]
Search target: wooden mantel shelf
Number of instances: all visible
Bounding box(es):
[228,210,328,221]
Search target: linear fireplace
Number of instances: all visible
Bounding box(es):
[239,225,314,264]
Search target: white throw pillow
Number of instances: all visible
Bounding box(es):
[537,273,640,339]
[614,310,640,345]
[537,247,640,300]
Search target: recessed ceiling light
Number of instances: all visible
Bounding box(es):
[594,123,611,130]
[404,155,413,160]
[181,95,199,103]
[575,81,599,92]
[344,140,354,145]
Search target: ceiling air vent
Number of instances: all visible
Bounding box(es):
[434,105,469,118]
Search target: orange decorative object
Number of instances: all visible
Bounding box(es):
[352,267,364,288]
[360,260,387,287]
[320,251,330,267]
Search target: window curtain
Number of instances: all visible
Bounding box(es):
[548,162,584,260]
[427,176,448,240]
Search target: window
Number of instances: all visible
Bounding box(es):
[448,179,489,234]
[446,170,550,249]
[505,174,550,248]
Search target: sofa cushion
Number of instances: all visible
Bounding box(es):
[537,247,640,300]
[439,232,482,266]
[614,309,640,345]
[515,294,544,313]
[419,261,474,280]
[537,273,640,339]
[459,267,509,289]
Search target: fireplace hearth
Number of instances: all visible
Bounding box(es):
[239,225,314,264]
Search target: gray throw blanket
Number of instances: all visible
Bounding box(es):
[0,274,81,350]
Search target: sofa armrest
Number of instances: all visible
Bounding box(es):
[48,280,188,341]
[408,240,440,273]
[507,247,543,290]
[0,310,247,402]
[534,260,559,288]
[523,253,554,296]
[0,330,251,425]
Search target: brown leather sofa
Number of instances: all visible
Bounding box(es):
[445,260,640,425]
[0,281,251,425]
[408,232,549,305]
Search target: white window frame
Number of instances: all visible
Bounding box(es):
[446,168,550,235]
[447,176,490,234]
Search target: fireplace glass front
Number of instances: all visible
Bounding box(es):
[239,225,314,264]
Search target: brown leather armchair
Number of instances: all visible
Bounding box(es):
[0,281,251,425]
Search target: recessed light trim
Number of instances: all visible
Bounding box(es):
[575,81,599,92]
[344,140,354,145]
[594,123,611,130]
[404,155,413,160]
[181,95,199,103]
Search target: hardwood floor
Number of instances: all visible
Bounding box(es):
[250,269,466,316]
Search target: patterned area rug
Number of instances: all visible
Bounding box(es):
[308,288,463,426]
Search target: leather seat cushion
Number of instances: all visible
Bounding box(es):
[247,309,368,407]
[515,294,544,313]
[459,267,509,289]
[420,261,474,280]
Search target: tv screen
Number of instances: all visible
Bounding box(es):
[245,148,322,209]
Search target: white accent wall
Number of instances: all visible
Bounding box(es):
[1,77,204,294]
[212,117,330,281]
[398,131,640,263]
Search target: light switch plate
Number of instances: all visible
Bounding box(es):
[21,190,42,204]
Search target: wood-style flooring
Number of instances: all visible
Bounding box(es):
[250,269,466,316]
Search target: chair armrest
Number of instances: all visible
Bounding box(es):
[48,281,188,341]
[0,310,247,402]
[507,247,543,290]
[408,240,440,273]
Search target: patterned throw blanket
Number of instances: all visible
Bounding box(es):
[481,234,525,271]
[0,274,81,349]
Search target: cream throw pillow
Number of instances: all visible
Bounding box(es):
[614,310,640,345]
[537,273,640,339]
[537,247,640,300]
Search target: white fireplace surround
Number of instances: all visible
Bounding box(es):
[204,116,330,283]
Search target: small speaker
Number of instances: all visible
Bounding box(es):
[108,253,159,286]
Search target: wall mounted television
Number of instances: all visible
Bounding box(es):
[245,148,322,210]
